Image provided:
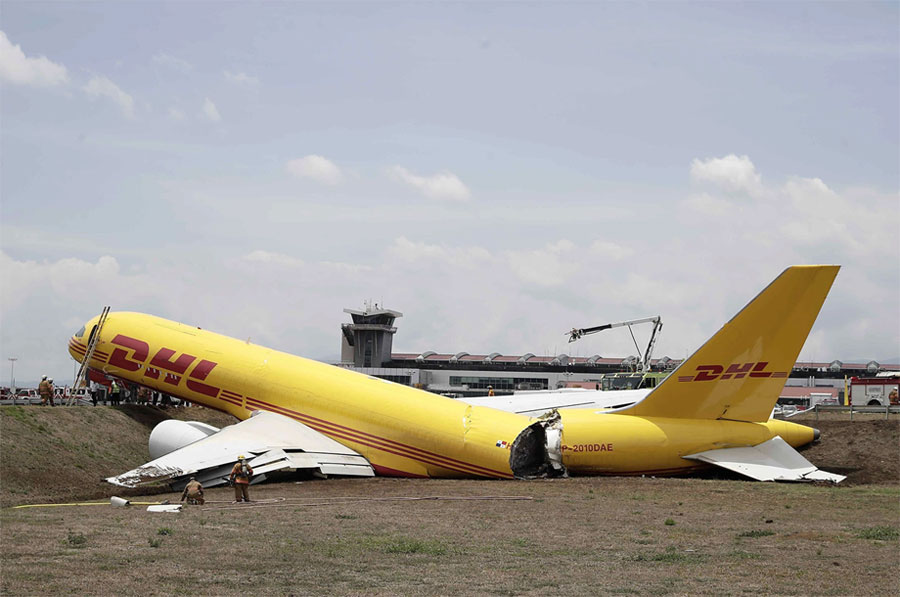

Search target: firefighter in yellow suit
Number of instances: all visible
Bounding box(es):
[39,375,53,406]
[229,455,253,503]
[180,477,205,505]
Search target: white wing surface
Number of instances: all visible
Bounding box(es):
[460,388,650,416]
[684,436,845,483]
[107,410,373,489]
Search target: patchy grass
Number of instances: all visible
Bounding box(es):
[363,535,452,556]
[737,529,775,538]
[855,526,898,541]
[1,408,898,596]
[727,549,762,560]
[63,530,86,548]
[633,547,703,563]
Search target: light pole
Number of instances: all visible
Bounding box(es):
[8,357,18,404]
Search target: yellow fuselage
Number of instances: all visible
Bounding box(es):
[69,312,815,479]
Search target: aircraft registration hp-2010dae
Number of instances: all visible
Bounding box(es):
[67,265,845,490]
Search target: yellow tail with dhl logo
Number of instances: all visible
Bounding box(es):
[69,265,843,483]
[625,264,840,422]
[550,265,841,479]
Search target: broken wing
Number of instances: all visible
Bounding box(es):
[107,410,374,489]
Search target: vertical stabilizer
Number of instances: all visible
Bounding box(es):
[622,265,839,422]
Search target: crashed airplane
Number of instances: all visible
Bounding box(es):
[67,265,845,490]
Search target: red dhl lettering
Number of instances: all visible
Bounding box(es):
[107,335,221,398]
[678,362,788,382]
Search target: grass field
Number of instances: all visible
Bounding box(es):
[2,477,897,596]
[1,406,897,596]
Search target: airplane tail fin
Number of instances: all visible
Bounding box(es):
[622,265,839,422]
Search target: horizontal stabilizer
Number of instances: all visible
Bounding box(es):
[684,436,845,483]
[107,410,373,488]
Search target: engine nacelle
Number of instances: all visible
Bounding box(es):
[149,420,220,459]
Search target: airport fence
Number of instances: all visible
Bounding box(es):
[797,404,900,420]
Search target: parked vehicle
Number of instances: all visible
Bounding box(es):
[849,373,900,406]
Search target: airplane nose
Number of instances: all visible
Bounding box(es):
[68,335,87,362]
[68,322,91,362]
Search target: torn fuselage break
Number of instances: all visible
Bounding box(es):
[509,410,567,479]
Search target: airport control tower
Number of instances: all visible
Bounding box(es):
[341,303,403,367]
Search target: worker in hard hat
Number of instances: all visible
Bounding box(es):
[39,375,51,406]
[180,476,205,505]
[487,385,495,397]
[229,455,253,503]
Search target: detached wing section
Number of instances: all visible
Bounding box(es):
[684,436,845,483]
[107,411,374,489]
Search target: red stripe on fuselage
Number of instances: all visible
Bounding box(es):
[372,464,428,478]
[244,396,508,476]
[219,395,242,407]
[243,396,512,479]
[243,396,510,478]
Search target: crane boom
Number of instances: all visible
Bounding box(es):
[567,316,663,373]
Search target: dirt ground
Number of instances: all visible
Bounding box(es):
[791,417,899,485]
[1,406,898,595]
[2,477,897,596]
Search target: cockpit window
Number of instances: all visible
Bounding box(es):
[75,326,86,338]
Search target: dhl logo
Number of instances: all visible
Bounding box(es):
[108,334,221,398]
[677,362,788,382]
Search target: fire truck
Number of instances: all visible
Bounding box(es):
[848,372,900,406]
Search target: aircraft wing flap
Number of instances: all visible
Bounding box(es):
[684,436,845,483]
[248,449,374,477]
[319,463,376,477]
[107,411,374,488]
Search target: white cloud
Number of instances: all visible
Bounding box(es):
[388,166,472,201]
[286,155,343,185]
[504,239,580,287]
[243,250,304,268]
[0,31,69,87]
[588,240,634,261]
[224,70,259,86]
[682,154,899,260]
[682,192,732,216]
[1,252,121,312]
[82,75,135,117]
[690,154,762,196]
[388,236,492,266]
[202,98,221,122]
[168,107,186,121]
[152,53,192,73]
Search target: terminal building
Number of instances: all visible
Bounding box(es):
[338,304,898,401]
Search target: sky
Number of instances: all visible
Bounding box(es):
[1,1,898,386]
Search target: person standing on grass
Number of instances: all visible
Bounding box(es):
[229,455,253,503]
